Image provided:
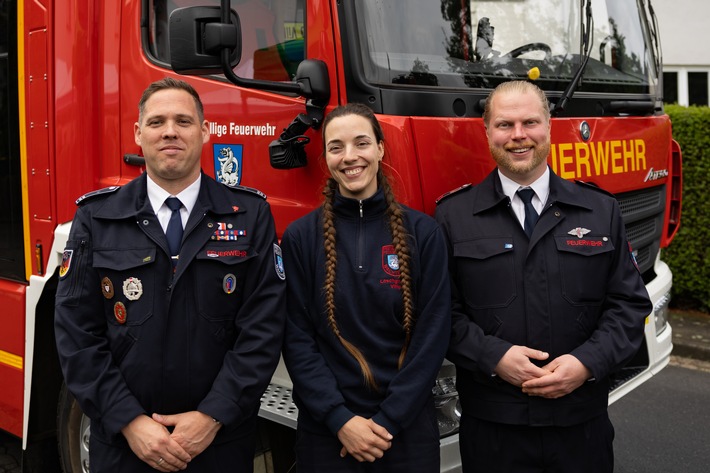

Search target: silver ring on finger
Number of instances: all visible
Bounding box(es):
[157,457,164,465]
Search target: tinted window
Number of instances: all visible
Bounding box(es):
[0,0,26,281]
[688,72,709,106]
[663,72,678,104]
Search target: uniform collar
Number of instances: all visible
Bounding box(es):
[333,188,387,218]
[473,167,594,215]
[93,172,248,220]
[547,171,594,211]
[147,173,201,217]
[498,167,550,207]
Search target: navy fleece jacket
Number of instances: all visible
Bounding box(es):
[281,189,451,436]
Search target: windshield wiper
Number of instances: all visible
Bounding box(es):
[646,0,663,80]
[551,0,594,116]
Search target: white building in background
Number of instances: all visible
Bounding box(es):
[653,0,710,106]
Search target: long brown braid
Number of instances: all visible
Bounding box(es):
[320,103,416,390]
[377,170,415,370]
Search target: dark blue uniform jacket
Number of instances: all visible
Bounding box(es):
[435,169,652,427]
[54,173,285,466]
[281,190,451,437]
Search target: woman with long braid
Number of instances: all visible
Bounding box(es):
[281,104,451,472]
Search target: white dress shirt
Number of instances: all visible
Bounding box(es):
[147,174,201,232]
[498,167,550,230]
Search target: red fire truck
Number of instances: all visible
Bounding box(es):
[1,0,681,471]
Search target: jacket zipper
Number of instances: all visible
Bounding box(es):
[69,240,87,297]
[357,200,364,270]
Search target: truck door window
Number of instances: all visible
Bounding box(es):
[0,0,25,282]
[147,0,305,82]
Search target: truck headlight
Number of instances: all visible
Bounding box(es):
[432,363,461,437]
[654,292,671,335]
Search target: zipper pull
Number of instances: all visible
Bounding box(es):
[359,200,363,218]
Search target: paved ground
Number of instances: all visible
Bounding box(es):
[668,309,710,362]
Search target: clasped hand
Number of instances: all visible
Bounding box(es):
[337,416,393,463]
[495,346,591,399]
[121,411,222,471]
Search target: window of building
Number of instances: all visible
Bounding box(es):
[663,72,678,104]
[663,69,710,106]
[688,72,709,106]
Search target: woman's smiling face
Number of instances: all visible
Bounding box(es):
[324,114,384,200]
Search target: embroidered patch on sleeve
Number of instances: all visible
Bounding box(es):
[273,244,286,280]
[59,250,73,278]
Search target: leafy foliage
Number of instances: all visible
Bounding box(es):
[664,105,710,311]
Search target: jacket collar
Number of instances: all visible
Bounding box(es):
[473,166,594,215]
[93,172,247,220]
[333,188,388,219]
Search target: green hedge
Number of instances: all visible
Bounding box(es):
[664,105,710,311]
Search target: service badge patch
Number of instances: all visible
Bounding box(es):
[59,250,73,278]
[122,277,143,301]
[567,227,591,238]
[114,302,127,324]
[101,277,115,299]
[273,244,285,280]
[381,245,400,277]
[223,273,237,294]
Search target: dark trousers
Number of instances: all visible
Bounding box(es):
[459,414,614,473]
[295,405,440,473]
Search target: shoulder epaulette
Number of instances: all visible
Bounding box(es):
[435,183,472,205]
[574,180,616,199]
[223,183,267,200]
[75,186,121,206]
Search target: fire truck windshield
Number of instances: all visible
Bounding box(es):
[353,0,658,95]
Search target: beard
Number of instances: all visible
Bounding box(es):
[489,141,550,178]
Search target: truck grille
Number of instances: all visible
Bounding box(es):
[616,185,665,279]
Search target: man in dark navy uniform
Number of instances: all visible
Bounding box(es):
[435,81,652,473]
[55,77,286,472]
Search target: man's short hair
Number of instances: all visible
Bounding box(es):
[483,81,550,128]
[138,77,205,123]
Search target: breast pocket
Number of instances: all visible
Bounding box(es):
[554,235,614,304]
[453,237,516,309]
[194,243,258,321]
[93,248,156,326]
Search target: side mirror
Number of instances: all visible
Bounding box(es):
[294,60,330,107]
[169,6,330,102]
[169,6,241,75]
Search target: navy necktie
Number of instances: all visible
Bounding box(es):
[165,197,183,264]
[517,188,539,238]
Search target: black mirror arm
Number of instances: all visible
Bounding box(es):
[219,48,304,94]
